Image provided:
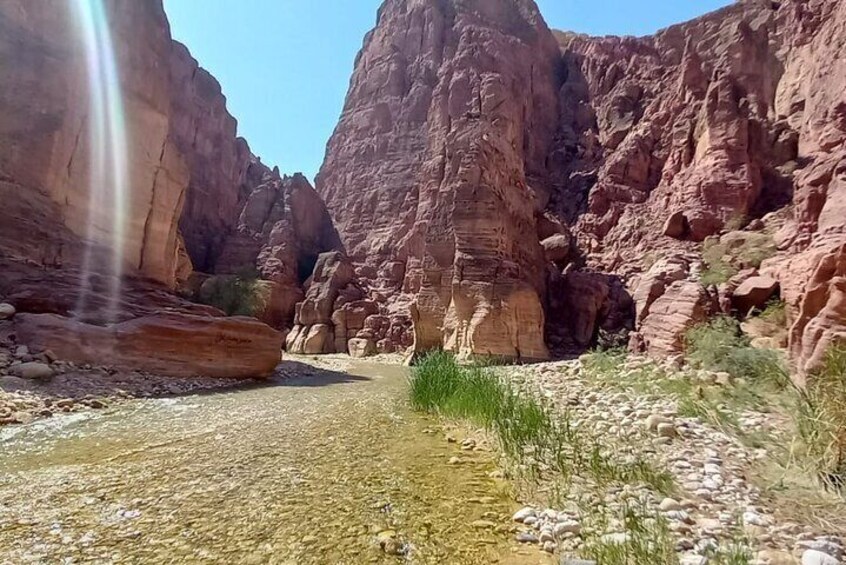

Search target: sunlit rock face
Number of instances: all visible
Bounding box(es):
[316,0,562,361]
[546,0,846,376]
[0,0,181,285]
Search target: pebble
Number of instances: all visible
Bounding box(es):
[659,497,682,512]
[553,520,582,537]
[657,422,678,438]
[0,303,14,320]
[645,414,671,431]
[515,532,538,544]
[802,550,840,565]
[512,507,536,523]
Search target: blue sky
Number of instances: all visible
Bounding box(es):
[163,0,732,182]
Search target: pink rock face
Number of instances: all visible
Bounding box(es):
[317,0,561,361]
[0,0,183,285]
[168,41,254,272]
[638,280,718,357]
[543,0,846,372]
[15,313,282,379]
[783,242,846,382]
[732,276,779,316]
[286,251,355,354]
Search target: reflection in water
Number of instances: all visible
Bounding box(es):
[70,0,128,324]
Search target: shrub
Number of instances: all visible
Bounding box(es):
[797,345,846,490]
[685,316,789,387]
[198,270,268,317]
[699,232,776,286]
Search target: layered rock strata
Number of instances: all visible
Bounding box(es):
[546,0,846,375]
[15,313,282,379]
[316,0,563,360]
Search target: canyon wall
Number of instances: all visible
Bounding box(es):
[314,0,844,371]
[0,0,184,285]
[0,0,335,333]
[316,0,562,360]
[544,0,845,374]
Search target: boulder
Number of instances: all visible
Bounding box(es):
[631,255,690,324]
[732,276,779,315]
[640,280,717,357]
[12,362,53,380]
[14,313,282,378]
[662,212,688,239]
[541,233,572,264]
[348,337,376,359]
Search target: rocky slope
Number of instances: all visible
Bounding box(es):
[549,0,845,378]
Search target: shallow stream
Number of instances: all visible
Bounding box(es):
[0,358,550,564]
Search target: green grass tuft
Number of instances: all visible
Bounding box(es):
[580,500,678,564]
[409,352,674,495]
[797,345,846,490]
[685,316,789,387]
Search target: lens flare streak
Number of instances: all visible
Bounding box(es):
[71,0,128,324]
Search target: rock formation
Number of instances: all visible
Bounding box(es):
[0,0,329,376]
[316,0,562,361]
[15,313,282,379]
[1,0,844,379]
[544,0,845,376]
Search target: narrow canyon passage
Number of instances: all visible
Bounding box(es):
[0,359,543,564]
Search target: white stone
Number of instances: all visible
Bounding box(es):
[742,511,771,527]
[802,550,840,565]
[512,507,536,523]
[658,498,682,512]
[553,520,582,537]
[0,303,15,320]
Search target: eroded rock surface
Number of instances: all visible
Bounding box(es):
[316,0,561,361]
[15,313,282,379]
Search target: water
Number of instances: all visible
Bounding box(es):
[71,0,128,324]
[0,359,553,564]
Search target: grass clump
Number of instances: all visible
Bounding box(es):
[700,232,777,285]
[580,501,678,565]
[757,299,787,327]
[198,270,268,317]
[410,351,554,459]
[685,316,789,387]
[409,351,674,495]
[797,345,846,490]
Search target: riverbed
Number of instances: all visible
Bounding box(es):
[0,356,551,564]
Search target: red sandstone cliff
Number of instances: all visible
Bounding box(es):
[316,0,563,360]
[313,0,845,372]
[0,0,339,375]
[544,0,845,374]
